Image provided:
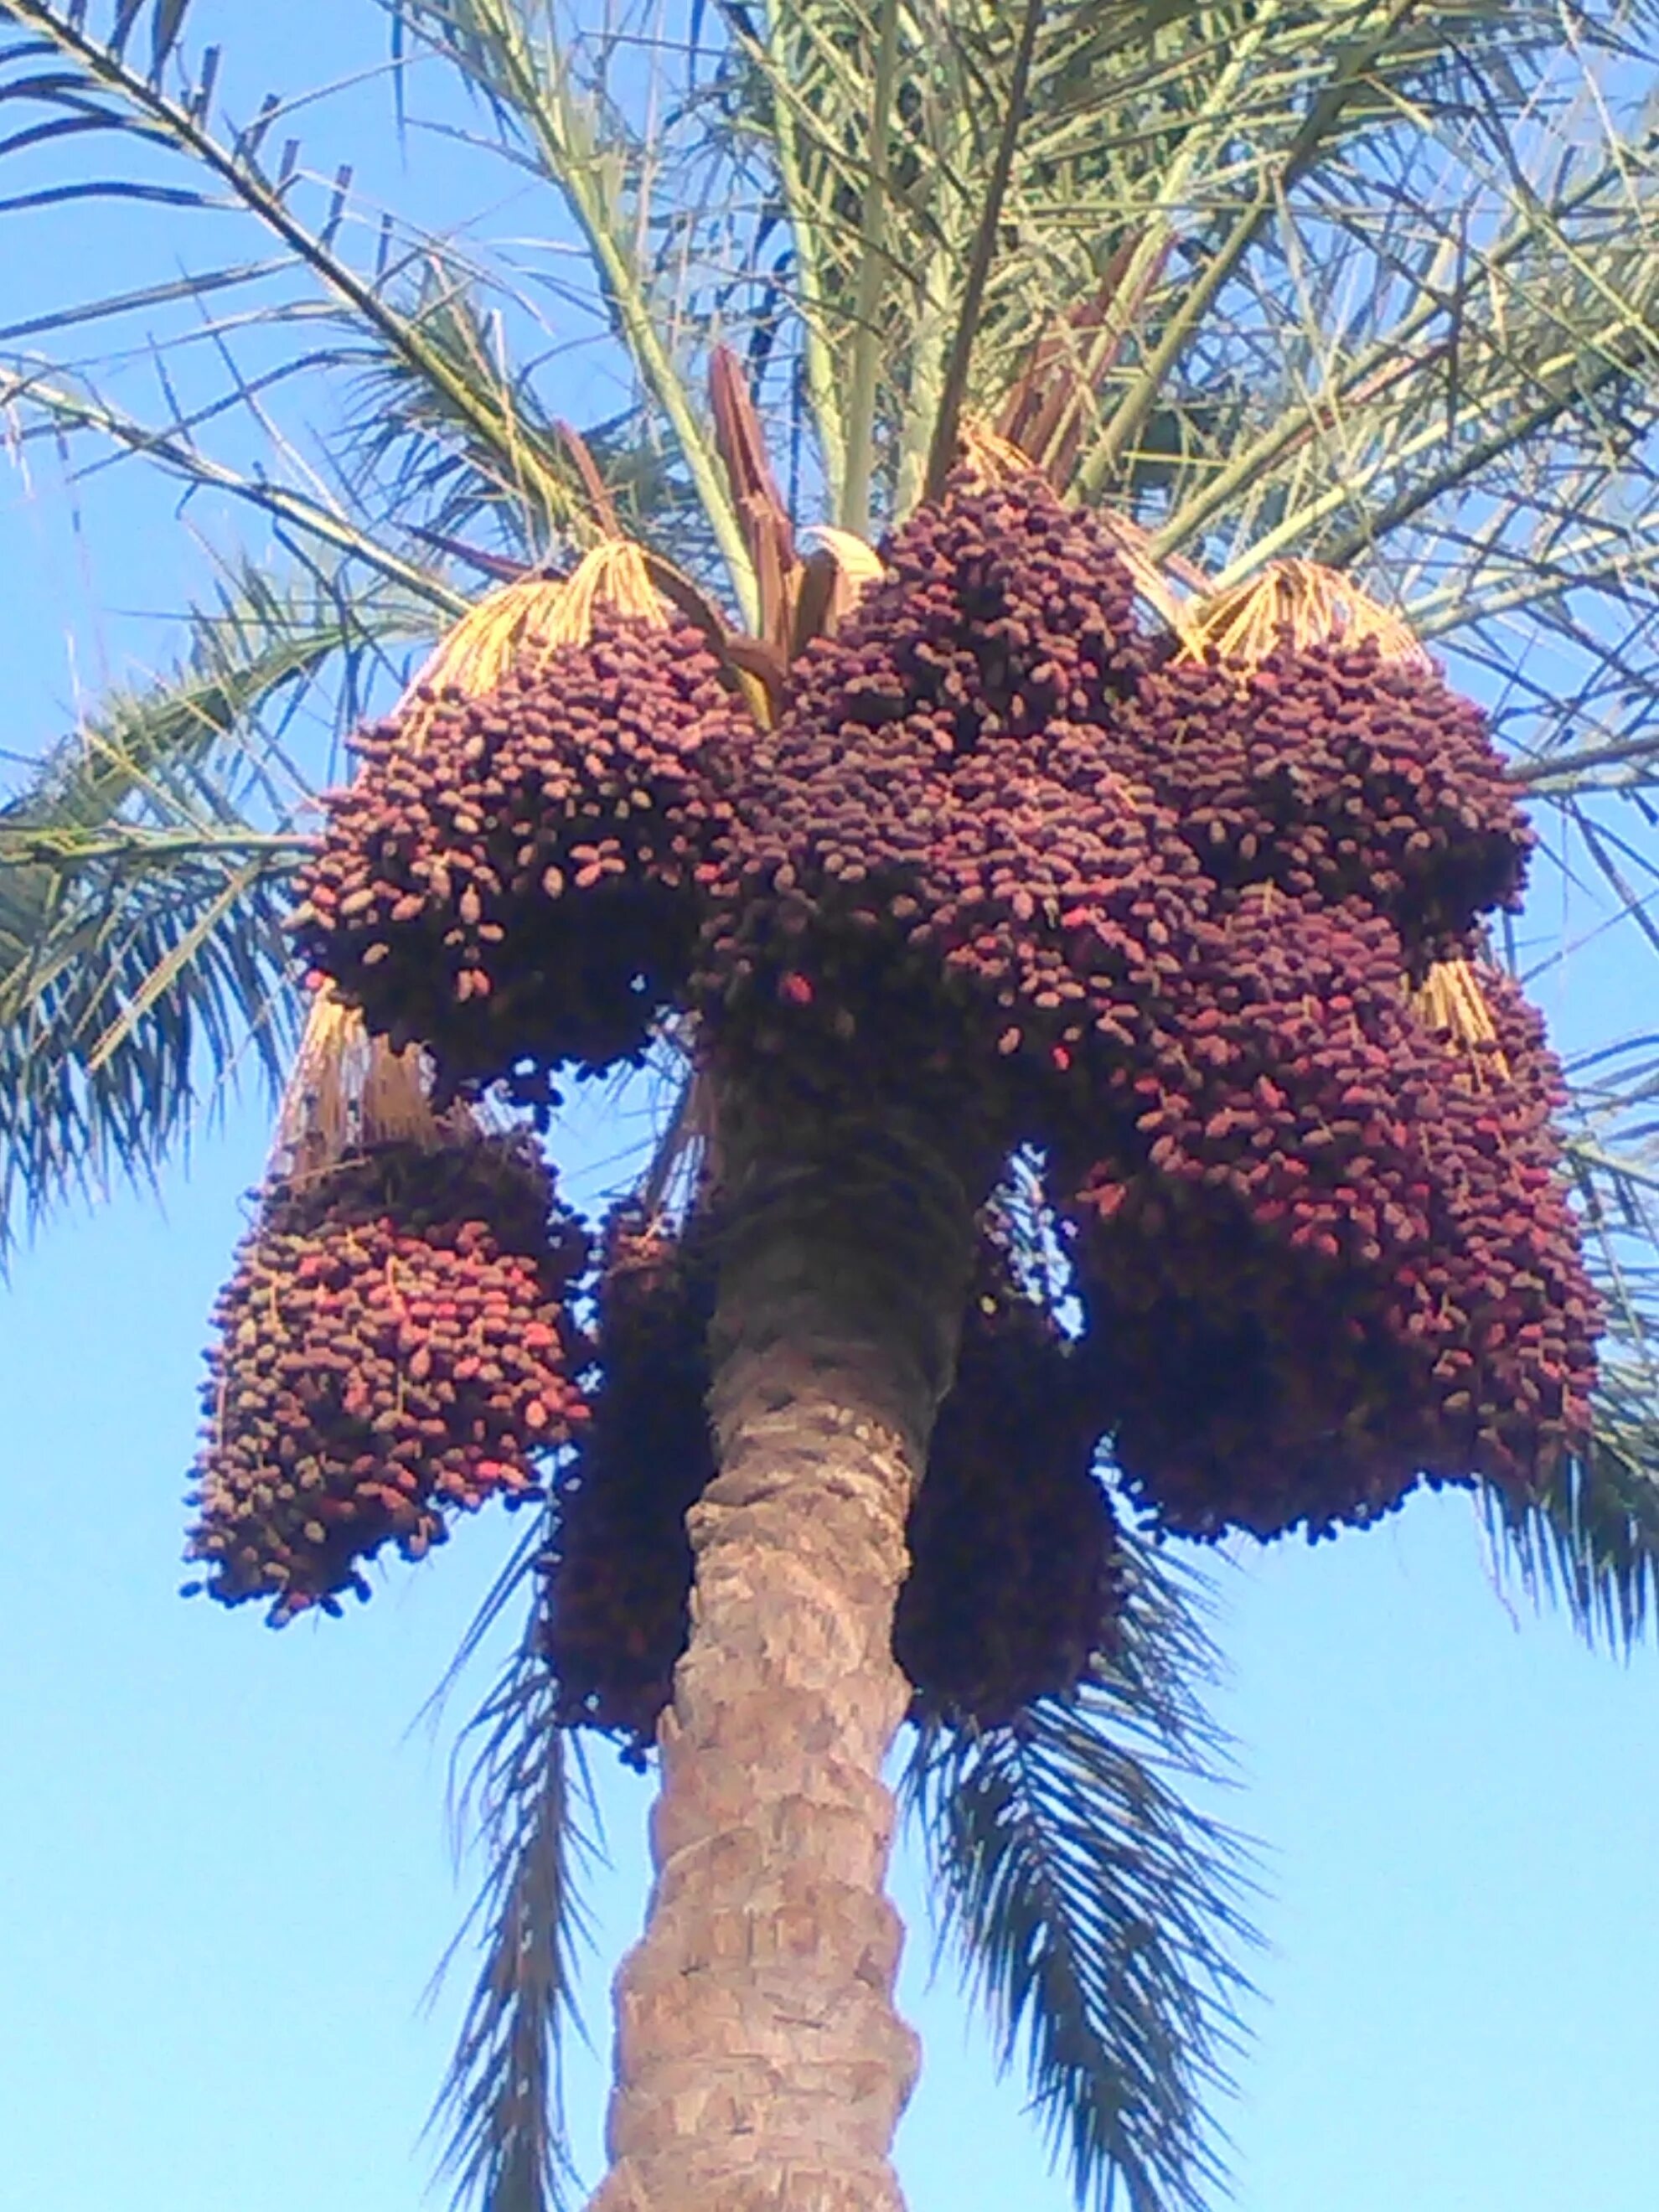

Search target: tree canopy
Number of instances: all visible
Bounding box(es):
[4,5,1659,2208]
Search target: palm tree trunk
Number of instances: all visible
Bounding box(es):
[588,1084,978,2212]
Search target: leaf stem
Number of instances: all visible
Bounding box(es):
[839,0,902,537]
[923,0,1046,505]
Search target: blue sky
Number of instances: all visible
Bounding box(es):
[3,8,1659,2210]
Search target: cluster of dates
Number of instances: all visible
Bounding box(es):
[894,1228,1122,1725]
[1061,894,1599,1538]
[1121,633,1532,953]
[695,475,1202,1135]
[188,1134,589,1620]
[687,468,1593,1541]
[194,450,1603,1704]
[542,1208,716,1756]
[291,614,746,1098]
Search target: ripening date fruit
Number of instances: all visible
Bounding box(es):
[187,1136,589,1621]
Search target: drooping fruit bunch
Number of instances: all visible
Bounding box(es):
[1060,890,1600,1539]
[895,1223,1121,1727]
[812,457,1151,736]
[292,546,750,1098]
[543,1206,716,1759]
[1119,565,1532,952]
[191,377,1607,1713]
[186,996,589,1620]
[1408,959,1601,1482]
[695,468,1207,1134]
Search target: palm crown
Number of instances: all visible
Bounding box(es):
[4,5,1659,2210]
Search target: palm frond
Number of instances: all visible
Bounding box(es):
[0,566,428,1253]
[1483,1031,1659,1650]
[339,262,578,565]
[426,1510,594,2212]
[1482,1373,1659,1654]
[701,1,1659,860]
[901,1532,1259,2212]
[2,358,469,611]
[0,0,587,544]
[692,4,1605,511]
[385,0,758,618]
[692,2,1659,894]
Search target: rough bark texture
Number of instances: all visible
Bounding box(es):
[587,1088,978,2212]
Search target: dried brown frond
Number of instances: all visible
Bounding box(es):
[399,544,671,737]
[998,232,1171,487]
[955,415,1038,486]
[553,419,623,540]
[540,540,669,650]
[398,577,573,745]
[710,346,799,657]
[1088,509,1196,646]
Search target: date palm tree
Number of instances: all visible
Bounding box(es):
[4,5,1659,2210]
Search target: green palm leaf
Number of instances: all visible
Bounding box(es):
[383,0,759,616]
[902,1533,1258,2212]
[1484,1379,1659,1653]
[339,264,579,565]
[1,359,472,612]
[0,566,429,1252]
[2,0,587,541]
[1482,1033,1659,1647]
[425,1511,595,2212]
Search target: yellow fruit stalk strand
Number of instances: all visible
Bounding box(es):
[1410,954,1512,1086]
[1179,556,1431,671]
[271,984,452,1186]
